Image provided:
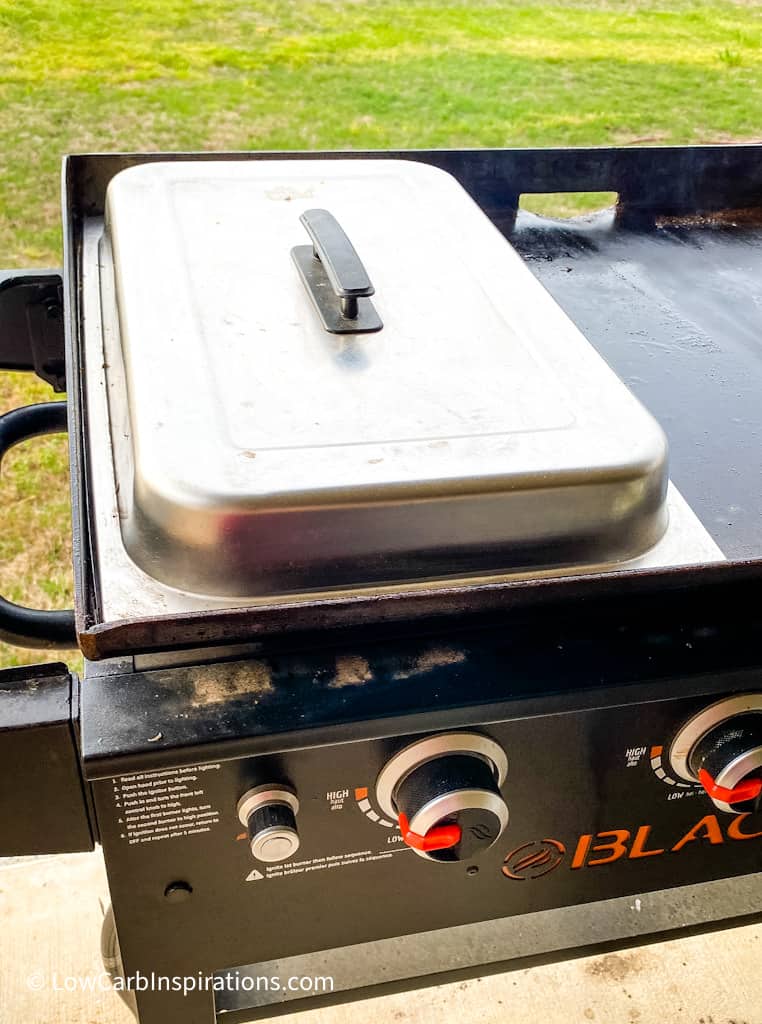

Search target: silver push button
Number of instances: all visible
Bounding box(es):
[251,826,300,864]
[237,786,300,864]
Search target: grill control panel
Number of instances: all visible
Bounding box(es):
[92,676,762,996]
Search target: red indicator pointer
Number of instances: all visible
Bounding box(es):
[698,768,762,805]
[398,813,461,852]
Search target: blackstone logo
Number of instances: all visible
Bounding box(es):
[502,812,762,880]
[502,839,566,880]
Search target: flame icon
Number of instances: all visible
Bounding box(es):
[513,848,552,871]
[502,839,566,880]
[468,823,495,841]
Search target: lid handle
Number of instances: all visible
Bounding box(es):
[301,209,373,317]
[291,210,383,334]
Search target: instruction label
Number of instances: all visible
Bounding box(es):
[112,763,222,845]
[263,847,404,881]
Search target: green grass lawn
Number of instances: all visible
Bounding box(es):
[1,0,761,669]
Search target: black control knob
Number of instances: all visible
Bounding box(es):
[688,712,762,813]
[376,733,509,863]
[237,786,300,863]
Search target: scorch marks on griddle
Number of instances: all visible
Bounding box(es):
[327,645,467,688]
[392,645,467,680]
[178,643,467,703]
[328,655,373,689]
[187,661,274,707]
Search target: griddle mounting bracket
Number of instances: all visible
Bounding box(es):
[0,270,66,391]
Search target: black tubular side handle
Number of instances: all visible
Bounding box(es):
[299,208,375,319]
[0,402,77,649]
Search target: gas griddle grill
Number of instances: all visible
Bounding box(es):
[1,146,762,1023]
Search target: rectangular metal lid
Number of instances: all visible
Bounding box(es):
[99,158,669,599]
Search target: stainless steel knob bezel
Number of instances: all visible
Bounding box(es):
[408,788,509,847]
[375,731,508,821]
[237,785,299,827]
[237,785,300,862]
[711,748,762,813]
[669,694,762,782]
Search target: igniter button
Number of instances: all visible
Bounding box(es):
[252,826,300,863]
[237,786,300,864]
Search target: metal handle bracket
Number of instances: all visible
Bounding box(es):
[291,209,383,334]
[0,270,66,391]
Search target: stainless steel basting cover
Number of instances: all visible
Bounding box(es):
[99,158,669,598]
